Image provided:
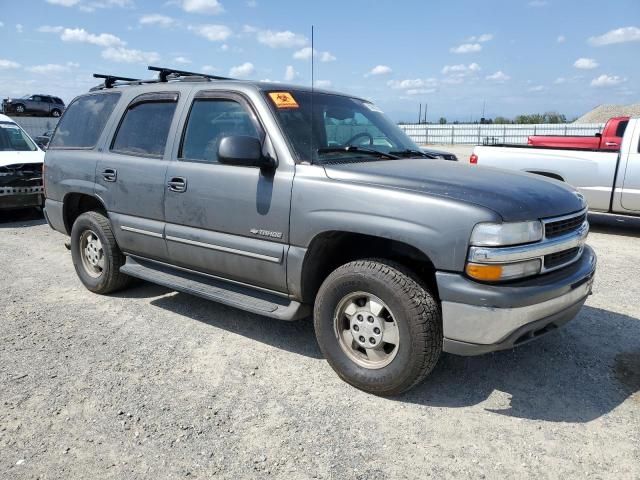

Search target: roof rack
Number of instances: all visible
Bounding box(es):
[93,73,141,89]
[148,65,232,82]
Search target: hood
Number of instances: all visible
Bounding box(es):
[323,159,584,222]
[0,150,45,168]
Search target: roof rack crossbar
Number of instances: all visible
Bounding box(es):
[93,73,141,89]
[148,65,232,82]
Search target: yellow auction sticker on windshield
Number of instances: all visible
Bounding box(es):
[269,92,299,109]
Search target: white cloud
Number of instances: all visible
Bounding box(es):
[314,80,332,88]
[528,85,546,92]
[37,25,64,33]
[174,56,191,65]
[181,0,223,15]
[140,14,176,27]
[441,62,480,75]
[554,77,567,84]
[0,59,21,69]
[189,24,232,42]
[528,0,548,6]
[60,27,125,47]
[229,62,255,77]
[46,0,80,5]
[573,57,598,69]
[557,35,566,43]
[405,88,436,95]
[486,71,510,82]
[450,43,482,54]
[247,0,257,6]
[387,78,437,90]
[590,74,626,87]
[16,24,23,34]
[257,30,307,48]
[0,22,4,27]
[26,63,71,74]
[588,26,640,46]
[366,65,392,77]
[219,44,229,51]
[101,47,160,64]
[284,65,297,82]
[292,47,335,62]
[468,33,493,43]
[319,51,336,62]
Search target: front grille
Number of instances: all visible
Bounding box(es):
[544,212,586,239]
[544,247,581,270]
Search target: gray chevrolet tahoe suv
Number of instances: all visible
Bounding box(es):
[44,68,596,395]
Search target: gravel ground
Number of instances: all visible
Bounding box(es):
[1,208,639,480]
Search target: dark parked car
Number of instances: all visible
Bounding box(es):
[2,94,65,117]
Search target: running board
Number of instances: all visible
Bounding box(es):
[120,257,310,321]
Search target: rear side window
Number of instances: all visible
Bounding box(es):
[49,93,120,149]
[112,94,177,158]
[615,120,628,138]
[180,98,261,163]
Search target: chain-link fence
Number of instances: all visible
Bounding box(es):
[399,123,605,145]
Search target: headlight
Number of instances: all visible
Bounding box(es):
[470,221,543,247]
[466,259,541,282]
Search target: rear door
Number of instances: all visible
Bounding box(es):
[620,121,640,211]
[163,91,293,292]
[96,91,180,261]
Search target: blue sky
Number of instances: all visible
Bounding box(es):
[0,0,638,121]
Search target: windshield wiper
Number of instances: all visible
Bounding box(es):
[389,149,437,159]
[317,146,400,160]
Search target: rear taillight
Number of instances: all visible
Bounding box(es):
[469,153,478,164]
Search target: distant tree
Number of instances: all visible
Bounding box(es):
[493,116,511,124]
[439,117,447,124]
[542,111,567,123]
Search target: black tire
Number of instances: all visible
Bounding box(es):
[51,109,61,117]
[314,259,442,396]
[70,211,131,294]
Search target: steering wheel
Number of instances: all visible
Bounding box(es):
[345,132,373,147]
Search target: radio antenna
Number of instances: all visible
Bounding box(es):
[310,25,315,163]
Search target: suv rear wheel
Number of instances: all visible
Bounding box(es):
[314,259,442,395]
[70,211,131,294]
[51,109,61,117]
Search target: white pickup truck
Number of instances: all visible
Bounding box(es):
[470,117,640,215]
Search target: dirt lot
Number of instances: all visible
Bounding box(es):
[1,209,639,479]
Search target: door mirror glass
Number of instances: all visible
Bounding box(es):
[218,135,275,169]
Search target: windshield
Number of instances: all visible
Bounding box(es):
[0,122,37,152]
[264,90,421,163]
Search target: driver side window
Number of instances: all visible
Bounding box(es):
[180,98,260,164]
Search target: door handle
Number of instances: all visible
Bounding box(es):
[605,142,619,147]
[102,168,117,182]
[167,177,187,192]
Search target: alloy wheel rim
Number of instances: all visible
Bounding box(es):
[80,230,105,278]
[333,291,400,369]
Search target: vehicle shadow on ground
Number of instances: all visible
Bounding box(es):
[588,212,640,238]
[404,305,640,422]
[0,208,46,228]
[147,290,323,359]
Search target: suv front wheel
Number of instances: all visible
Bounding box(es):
[70,211,131,294]
[314,259,442,396]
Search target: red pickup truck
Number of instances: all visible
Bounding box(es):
[527,116,629,151]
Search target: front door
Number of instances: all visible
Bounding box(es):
[96,91,180,261]
[164,91,293,293]
[620,122,640,211]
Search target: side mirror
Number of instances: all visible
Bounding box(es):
[218,136,276,170]
[595,133,602,138]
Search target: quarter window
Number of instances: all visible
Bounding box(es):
[615,120,628,138]
[112,98,177,157]
[48,93,120,149]
[180,99,260,163]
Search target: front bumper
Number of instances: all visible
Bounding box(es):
[0,186,45,210]
[438,245,596,355]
